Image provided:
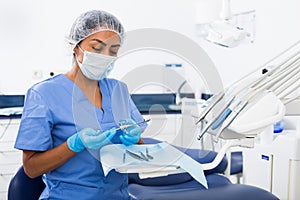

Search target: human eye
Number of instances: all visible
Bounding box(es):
[109,50,118,56]
[109,47,119,56]
[92,46,104,52]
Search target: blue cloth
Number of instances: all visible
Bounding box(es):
[14,74,146,200]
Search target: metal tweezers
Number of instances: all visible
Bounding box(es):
[125,148,153,162]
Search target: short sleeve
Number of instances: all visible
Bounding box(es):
[14,88,54,151]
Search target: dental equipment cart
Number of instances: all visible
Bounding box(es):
[243,115,300,200]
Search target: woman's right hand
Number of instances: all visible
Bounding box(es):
[67,128,116,152]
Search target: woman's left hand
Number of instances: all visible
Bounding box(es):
[119,119,142,146]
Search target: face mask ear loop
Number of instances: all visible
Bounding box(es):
[77,45,85,53]
[75,45,85,66]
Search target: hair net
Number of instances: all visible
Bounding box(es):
[66,10,124,50]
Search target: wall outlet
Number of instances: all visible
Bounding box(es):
[32,69,66,79]
[32,70,43,79]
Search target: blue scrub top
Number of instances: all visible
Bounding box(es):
[15,74,146,200]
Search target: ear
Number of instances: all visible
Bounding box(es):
[73,45,80,54]
[72,46,83,65]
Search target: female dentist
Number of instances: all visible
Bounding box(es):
[14,10,146,200]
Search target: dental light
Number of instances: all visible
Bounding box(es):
[196,0,255,47]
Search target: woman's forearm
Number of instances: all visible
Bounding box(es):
[137,137,144,144]
[23,142,77,178]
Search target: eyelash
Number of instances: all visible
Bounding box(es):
[110,51,118,55]
[92,46,103,52]
[91,47,118,56]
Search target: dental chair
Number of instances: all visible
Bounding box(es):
[7,166,45,200]
[230,151,243,183]
[128,138,279,200]
[7,139,277,200]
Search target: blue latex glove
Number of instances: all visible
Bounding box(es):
[119,119,142,146]
[67,127,116,152]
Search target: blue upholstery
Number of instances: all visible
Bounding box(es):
[8,166,45,200]
[230,151,243,175]
[129,138,279,200]
[129,174,279,200]
[129,172,193,186]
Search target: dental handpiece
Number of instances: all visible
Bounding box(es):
[116,119,151,131]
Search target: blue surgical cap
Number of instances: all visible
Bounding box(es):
[66,10,124,49]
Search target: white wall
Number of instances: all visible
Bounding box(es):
[0,0,299,94]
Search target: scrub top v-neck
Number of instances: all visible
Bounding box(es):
[15,74,146,200]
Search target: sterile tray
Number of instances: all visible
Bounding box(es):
[100,142,208,188]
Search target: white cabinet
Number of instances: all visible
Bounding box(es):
[0,118,22,199]
[243,129,300,200]
[141,111,203,149]
[243,151,273,191]
[142,114,182,146]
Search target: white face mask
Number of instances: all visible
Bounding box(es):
[76,48,117,80]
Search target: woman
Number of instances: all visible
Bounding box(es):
[14,10,146,200]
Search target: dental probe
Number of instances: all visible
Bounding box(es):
[116,119,151,131]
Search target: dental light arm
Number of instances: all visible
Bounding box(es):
[197,43,300,172]
[196,40,300,142]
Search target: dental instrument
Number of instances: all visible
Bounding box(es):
[282,93,300,105]
[146,147,154,160]
[197,95,235,140]
[213,100,248,142]
[117,119,151,131]
[278,80,300,100]
[196,59,284,134]
[139,151,149,161]
[198,82,267,140]
[196,40,300,141]
[125,149,150,161]
[195,91,225,125]
[123,153,126,163]
[273,72,300,97]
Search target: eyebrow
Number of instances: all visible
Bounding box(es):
[111,44,121,48]
[91,39,107,46]
[91,38,120,48]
